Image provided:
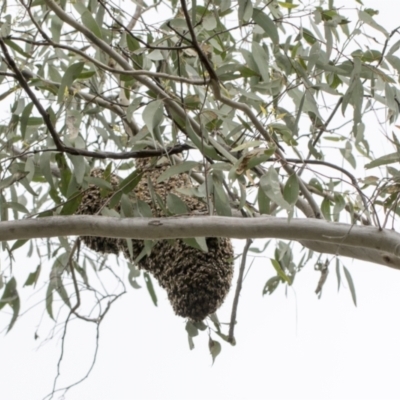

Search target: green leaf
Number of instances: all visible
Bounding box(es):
[343,265,357,306]
[3,39,31,58]
[271,259,290,284]
[252,42,270,82]
[157,161,199,183]
[60,192,83,216]
[358,10,388,37]
[336,258,341,291]
[184,117,222,160]
[24,264,41,287]
[260,167,291,211]
[262,276,280,295]
[133,199,153,218]
[340,141,356,169]
[213,178,232,216]
[11,239,29,252]
[20,103,34,140]
[0,277,20,332]
[118,170,143,194]
[278,1,298,8]
[167,193,188,215]
[120,194,134,217]
[283,174,299,205]
[46,283,54,320]
[365,152,400,169]
[185,321,199,337]
[5,202,28,214]
[238,0,253,23]
[386,55,400,75]
[73,2,102,38]
[321,197,331,221]
[81,11,102,38]
[333,194,345,222]
[40,151,56,190]
[144,272,158,306]
[183,237,209,252]
[142,100,164,135]
[209,338,222,365]
[67,154,86,185]
[57,62,85,103]
[252,9,279,44]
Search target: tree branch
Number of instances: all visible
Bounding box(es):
[228,238,253,345]
[3,216,400,269]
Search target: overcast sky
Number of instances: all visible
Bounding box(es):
[1,1,400,400]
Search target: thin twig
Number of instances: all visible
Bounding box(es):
[228,239,253,345]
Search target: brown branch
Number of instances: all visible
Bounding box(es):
[311,96,343,148]
[1,39,195,161]
[179,0,219,81]
[273,157,370,221]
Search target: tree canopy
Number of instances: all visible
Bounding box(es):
[0,0,400,392]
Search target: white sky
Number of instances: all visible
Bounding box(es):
[2,0,400,400]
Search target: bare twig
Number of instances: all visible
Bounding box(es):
[228,239,253,345]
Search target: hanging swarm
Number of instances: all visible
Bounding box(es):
[77,157,234,321]
[136,237,234,321]
[75,168,121,255]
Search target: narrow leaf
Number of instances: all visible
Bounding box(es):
[343,265,357,306]
[142,100,164,135]
[253,9,279,44]
[157,161,199,183]
[144,272,158,306]
[57,62,85,103]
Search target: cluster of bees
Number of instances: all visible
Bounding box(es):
[76,157,234,321]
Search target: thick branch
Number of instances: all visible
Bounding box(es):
[3,216,400,269]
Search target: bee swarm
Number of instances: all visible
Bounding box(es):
[76,158,234,321]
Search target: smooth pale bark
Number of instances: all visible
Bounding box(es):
[2,215,400,269]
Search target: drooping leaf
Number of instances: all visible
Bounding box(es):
[365,152,400,169]
[283,174,299,205]
[183,237,209,252]
[260,167,291,211]
[209,338,222,365]
[358,10,388,37]
[343,265,357,306]
[167,193,188,215]
[144,272,158,306]
[142,100,164,136]
[57,62,85,103]
[0,277,20,332]
[157,161,199,183]
[252,9,279,44]
[238,0,253,22]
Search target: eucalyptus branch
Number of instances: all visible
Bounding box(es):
[310,96,343,148]
[1,215,400,269]
[10,37,209,85]
[43,0,227,160]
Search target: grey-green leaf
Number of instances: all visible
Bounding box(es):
[144,272,158,306]
[343,265,357,306]
[253,9,279,44]
[283,174,299,205]
[57,62,85,103]
[167,193,188,215]
[157,161,199,183]
[260,167,291,210]
[142,100,164,135]
[209,338,222,365]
